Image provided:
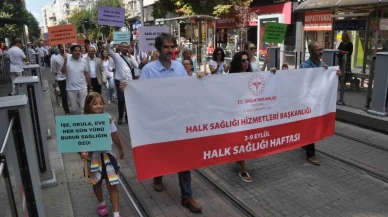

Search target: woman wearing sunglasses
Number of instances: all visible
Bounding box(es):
[229,51,253,182]
[209,47,230,74]
[229,51,276,182]
[244,41,269,72]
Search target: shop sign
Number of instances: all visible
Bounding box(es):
[304,11,332,31]
[215,2,292,28]
[333,19,366,31]
[379,19,388,31]
[216,16,238,28]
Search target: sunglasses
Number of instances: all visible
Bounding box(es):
[249,47,256,50]
[241,58,250,63]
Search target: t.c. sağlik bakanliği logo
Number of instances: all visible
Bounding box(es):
[248,74,265,96]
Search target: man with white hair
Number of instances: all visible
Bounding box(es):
[85,45,106,94]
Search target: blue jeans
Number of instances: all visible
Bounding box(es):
[178,171,192,200]
[106,77,116,100]
[155,170,192,200]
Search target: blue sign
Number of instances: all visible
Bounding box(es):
[113,31,131,44]
[43,33,49,40]
[55,114,112,153]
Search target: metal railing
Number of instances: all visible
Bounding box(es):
[0,116,19,217]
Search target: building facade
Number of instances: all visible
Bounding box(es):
[41,0,89,33]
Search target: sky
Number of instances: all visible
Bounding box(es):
[25,0,52,26]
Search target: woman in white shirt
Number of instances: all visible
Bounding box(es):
[209,47,230,74]
[182,58,196,77]
[81,46,88,58]
[244,41,268,72]
[101,50,116,104]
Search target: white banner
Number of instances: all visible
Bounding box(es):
[125,67,339,180]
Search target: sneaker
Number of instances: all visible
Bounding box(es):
[239,172,252,182]
[307,156,320,166]
[181,198,202,213]
[107,100,111,104]
[153,177,163,192]
[118,118,123,125]
[97,204,108,216]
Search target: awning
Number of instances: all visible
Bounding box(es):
[295,0,384,12]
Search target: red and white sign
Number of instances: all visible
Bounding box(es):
[304,11,332,31]
[125,67,339,181]
[215,2,292,28]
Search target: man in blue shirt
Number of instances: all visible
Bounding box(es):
[125,33,204,213]
[300,41,341,166]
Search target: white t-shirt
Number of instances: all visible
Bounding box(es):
[89,59,96,78]
[209,59,226,74]
[103,58,115,78]
[250,57,261,72]
[36,47,45,57]
[9,46,26,72]
[82,53,88,58]
[66,56,90,91]
[52,53,71,81]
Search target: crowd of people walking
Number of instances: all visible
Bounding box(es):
[4,32,341,217]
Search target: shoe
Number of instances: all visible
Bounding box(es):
[307,156,320,166]
[153,177,163,192]
[97,204,108,216]
[239,172,252,182]
[107,100,111,104]
[181,198,202,213]
[125,114,128,123]
[118,118,122,125]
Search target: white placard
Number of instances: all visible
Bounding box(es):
[138,26,170,52]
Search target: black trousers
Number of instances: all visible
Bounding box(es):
[91,78,102,94]
[114,79,126,119]
[303,143,315,158]
[57,79,70,114]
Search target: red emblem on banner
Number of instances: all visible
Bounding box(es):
[248,74,265,96]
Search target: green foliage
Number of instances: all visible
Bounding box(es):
[68,9,91,36]
[152,0,178,19]
[58,20,68,25]
[66,0,124,39]
[213,4,233,16]
[152,0,232,18]
[0,1,41,41]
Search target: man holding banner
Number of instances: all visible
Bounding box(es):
[122,33,205,213]
[300,41,341,166]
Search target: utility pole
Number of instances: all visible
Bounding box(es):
[139,0,144,25]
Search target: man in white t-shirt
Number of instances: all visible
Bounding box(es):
[8,38,28,94]
[61,45,92,114]
[35,42,45,67]
[52,44,71,114]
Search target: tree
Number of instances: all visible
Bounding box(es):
[58,20,68,25]
[0,1,41,41]
[232,0,255,44]
[68,9,91,37]
[89,0,124,40]
[152,0,231,18]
